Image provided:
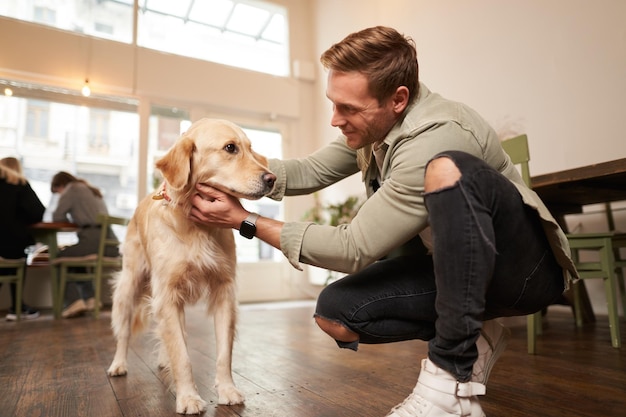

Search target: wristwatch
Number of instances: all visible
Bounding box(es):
[239,213,259,239]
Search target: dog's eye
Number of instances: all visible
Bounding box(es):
[224,143,238,154]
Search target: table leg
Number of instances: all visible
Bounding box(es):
[555,214,596,324]
[30,230,62,319]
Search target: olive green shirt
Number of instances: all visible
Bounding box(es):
[268,83,577,289]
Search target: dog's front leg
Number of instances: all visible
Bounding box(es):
[213,297,245,405]
[107,269,137,377]
[155,302,207,415]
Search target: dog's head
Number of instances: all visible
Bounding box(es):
[155,118,276,203]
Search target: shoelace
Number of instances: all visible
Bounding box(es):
[386,392,428,417]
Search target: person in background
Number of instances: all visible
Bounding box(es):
[50,171,119,318]
[0,157,45,320]
[189,26,577,417]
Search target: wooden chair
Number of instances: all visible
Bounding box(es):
[566,208,626,348]
[0,257,27,321]
[503,134,626,352]
[51,214,129,319]
[501,134,542,354]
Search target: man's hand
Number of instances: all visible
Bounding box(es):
[191,183,284,251]
[190,184,248,229]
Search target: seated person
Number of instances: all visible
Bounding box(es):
[0,157,45,320]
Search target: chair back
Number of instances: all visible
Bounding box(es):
[501,134,531,187]
[501,133,541,353]
[96,213,129,259]
[52,213,130,318]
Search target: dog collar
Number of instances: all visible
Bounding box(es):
[152,183,172,202]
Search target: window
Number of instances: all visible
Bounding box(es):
[88,109,111,153]
[0,81,140,220]
[0,0,290,76]
[137,0,289,76]
[25,100,50,140]
[33,5,56,26]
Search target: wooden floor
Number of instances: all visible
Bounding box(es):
[0,301,624,417]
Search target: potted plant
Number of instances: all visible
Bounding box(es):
[302,193,364,285]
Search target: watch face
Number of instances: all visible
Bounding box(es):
[240,220,256,239]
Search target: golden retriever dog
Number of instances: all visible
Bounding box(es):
[106,118,276,414]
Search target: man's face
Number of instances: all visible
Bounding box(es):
[326,70,400,150]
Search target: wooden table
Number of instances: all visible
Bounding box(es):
[30,221,78,261]
[532,157,626,226]
[531,157,626,322]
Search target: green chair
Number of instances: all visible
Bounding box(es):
[0,257,27,321]
[501,134,542,354]
[51,214,129,319]
[503,134,625,352]
[566,210,626,348]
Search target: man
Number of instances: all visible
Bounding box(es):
[191,26,577,417]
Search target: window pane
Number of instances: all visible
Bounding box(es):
[227,3,270,36]
[188,0,233,26]
[143,0,191,18]
[263,13,286,44]
[0,0,134,43]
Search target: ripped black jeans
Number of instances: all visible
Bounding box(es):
[314,151,564,381]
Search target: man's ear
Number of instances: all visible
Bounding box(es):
[155,136,195,190]
[392,86,410,114]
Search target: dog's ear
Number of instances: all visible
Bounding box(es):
[155,136,195,190]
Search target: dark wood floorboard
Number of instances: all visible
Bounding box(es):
[0,302,624,417]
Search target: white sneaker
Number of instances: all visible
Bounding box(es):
[472,320,510,385]
[6,306,40,321]
[386,359,486,417]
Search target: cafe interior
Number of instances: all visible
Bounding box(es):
[0,1,624,416]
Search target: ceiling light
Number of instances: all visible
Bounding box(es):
[81,79,91,97]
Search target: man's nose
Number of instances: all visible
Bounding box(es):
[330,108,345,127]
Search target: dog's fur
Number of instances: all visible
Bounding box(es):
[106,118,276,414]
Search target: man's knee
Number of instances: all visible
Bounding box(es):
[314,315,359,342]
[424,156,462,193]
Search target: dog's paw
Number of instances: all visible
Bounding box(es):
[217,384,245,405]
[176,394,207,415]
[107,362,128,377]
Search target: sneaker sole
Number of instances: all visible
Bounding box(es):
[6,312,40,321]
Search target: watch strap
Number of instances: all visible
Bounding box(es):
[239,212,259,239]
[244,212,259,226]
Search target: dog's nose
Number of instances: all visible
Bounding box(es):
[263,172,276,189]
